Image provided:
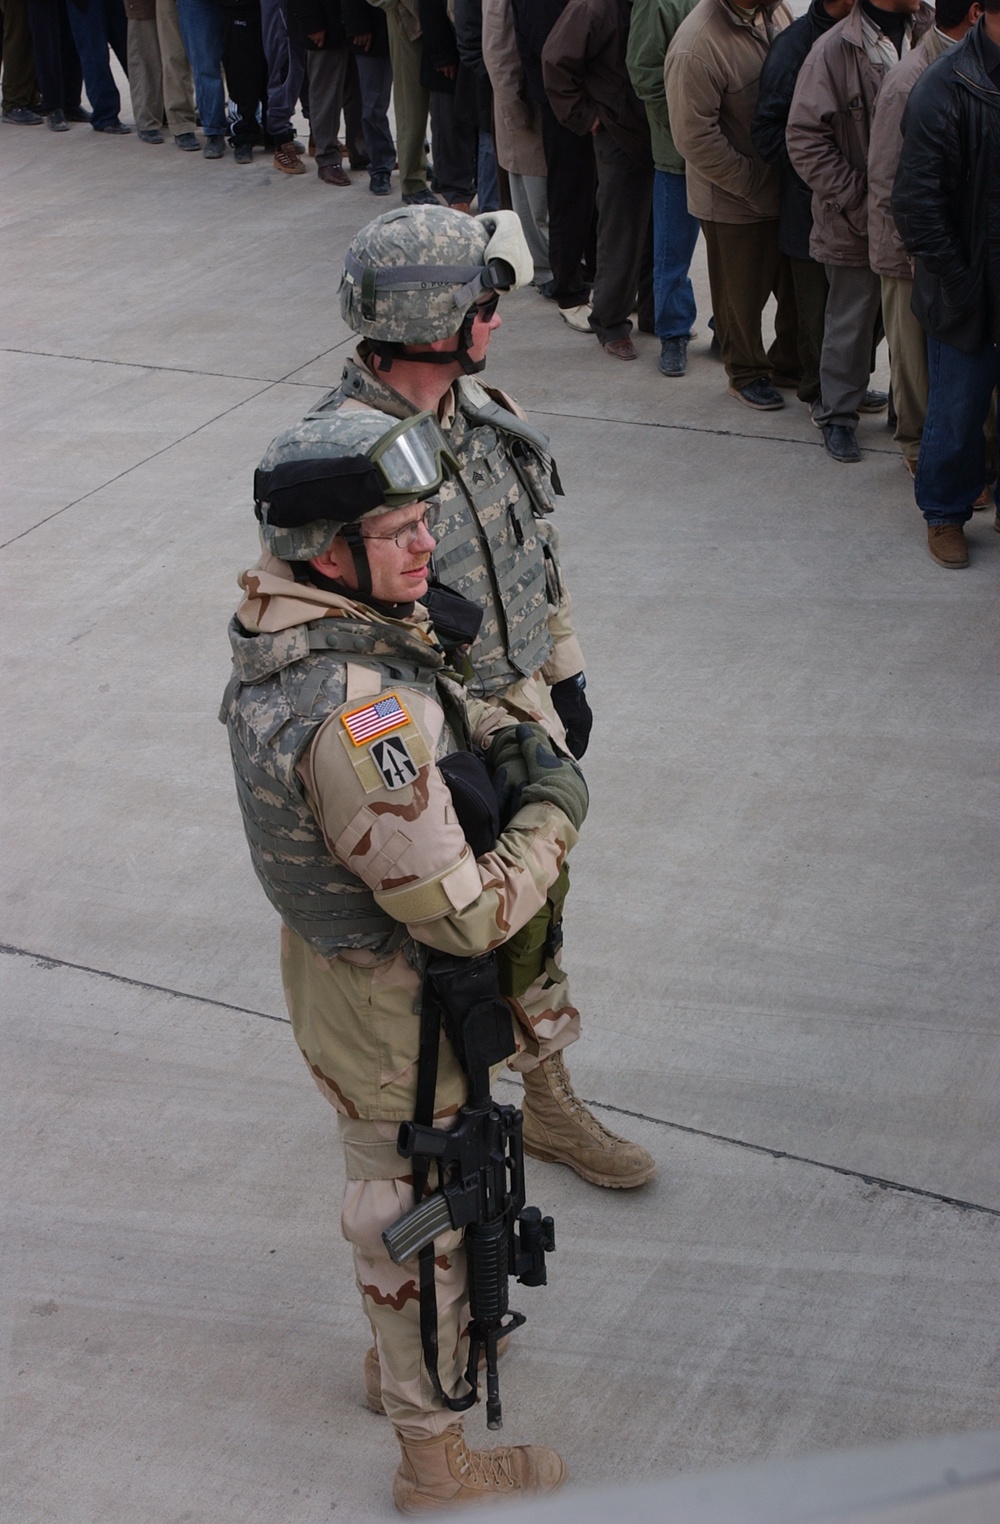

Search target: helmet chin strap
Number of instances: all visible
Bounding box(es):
[364,310,486,377]
[340,524,373,596]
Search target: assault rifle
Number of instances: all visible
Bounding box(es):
[382,949,555,1430]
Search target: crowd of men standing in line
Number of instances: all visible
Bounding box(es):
[2,0,998,568]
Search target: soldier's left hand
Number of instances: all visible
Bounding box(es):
[549,673,593,759]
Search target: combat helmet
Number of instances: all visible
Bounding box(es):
[340,205,533,373]
[254,406,458,589]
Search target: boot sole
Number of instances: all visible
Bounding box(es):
[522,1137,656,1189]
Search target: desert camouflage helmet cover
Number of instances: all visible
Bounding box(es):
[340,205,534,344]
[255,407,410,562]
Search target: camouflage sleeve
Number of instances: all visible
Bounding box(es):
[536,518,585,684]
[298,685,579,957]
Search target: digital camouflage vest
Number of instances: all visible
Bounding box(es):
[311,359,563,697]
[221,609,461,959]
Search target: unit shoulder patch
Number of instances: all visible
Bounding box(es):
[369,734,419,791]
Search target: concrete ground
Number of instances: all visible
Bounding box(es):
[2,91,999,1524]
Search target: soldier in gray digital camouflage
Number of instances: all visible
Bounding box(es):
[222,406,583,1511]
[309,202,657,1193]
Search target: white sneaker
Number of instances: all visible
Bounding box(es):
[559,304,592,332]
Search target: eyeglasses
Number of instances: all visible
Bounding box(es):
[362,500,441,549]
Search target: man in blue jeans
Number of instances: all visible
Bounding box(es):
[892,4,1000,568]
[627,0,701,377]
[175,0,227,154]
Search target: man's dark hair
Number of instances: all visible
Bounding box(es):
[936,0,980,25]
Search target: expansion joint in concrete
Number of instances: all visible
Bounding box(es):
[4,941,996,1222]
[531,406,898,459]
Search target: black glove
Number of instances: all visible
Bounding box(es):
[549,673,592,759]
[511,722,589,832]
[437,751,499,857]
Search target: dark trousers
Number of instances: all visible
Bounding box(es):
[222,0,268,143]
[306,43,347,165]
[702,218,799,390]
[789,256,827,403]
[64,0,126,128]
[429,88,477,205]
[355,49,393,173]
[917,337,1000,526]
[25,0,82,112]
[589,127,653,343]
[540,95,596,310]
[2,0,39,109]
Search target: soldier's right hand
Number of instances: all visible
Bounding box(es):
[510,723,589,833]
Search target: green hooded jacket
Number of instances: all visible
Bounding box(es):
[626,0,702,174]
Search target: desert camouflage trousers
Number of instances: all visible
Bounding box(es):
[312,957,579,1439]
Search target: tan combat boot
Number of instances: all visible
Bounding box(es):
[521,1050,656,1188]
[365,1338,510,1415]
[392,1424,566,1513]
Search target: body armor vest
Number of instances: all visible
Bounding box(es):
[221,611,457,959]
[316,361,562,697]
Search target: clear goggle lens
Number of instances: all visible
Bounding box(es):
[370,412,458,500]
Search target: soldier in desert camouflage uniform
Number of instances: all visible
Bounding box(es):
[222,406,581,1512]
[308,204,657,1193]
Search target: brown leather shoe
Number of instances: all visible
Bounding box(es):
[972,484,992,510]
[393,1425,565,1514]
[603,336,637,360]
[448,199,472,213]
[904,457,917,478]
[927,523,969,568]
[273,141,306,174]
[318,162,350,186]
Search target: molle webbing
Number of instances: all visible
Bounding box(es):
[223,640,441,958]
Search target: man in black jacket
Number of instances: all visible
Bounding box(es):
[892,6,1000,568]
[751,0,854,405]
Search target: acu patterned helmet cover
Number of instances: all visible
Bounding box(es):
[255,407,403,562]
[341,205,527,344]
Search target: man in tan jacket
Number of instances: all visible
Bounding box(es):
[665,0,799,409]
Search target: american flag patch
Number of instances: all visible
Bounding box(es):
[341,694,411,747]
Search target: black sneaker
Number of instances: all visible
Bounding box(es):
[369,168,391,195]
[94,119,131,134]
[658,336,689,378]
[234,142,253,164]
[401,188,439,205]
[174,131,200,150]
[202,135,226,158]
[2,105,44,124]
[65,105,91,122]
[728,378,784,410]
[47,108,69,132]
[822,423,861,463]
[859,388,889,413]
[137,127,164,143]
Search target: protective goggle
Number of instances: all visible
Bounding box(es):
[255,411,459,532]
[368,411,460,503]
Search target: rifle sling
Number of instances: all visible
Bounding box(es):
[413,965,475,1414]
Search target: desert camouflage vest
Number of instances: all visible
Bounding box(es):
[221,611,459,959]
[317,360,562,697]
